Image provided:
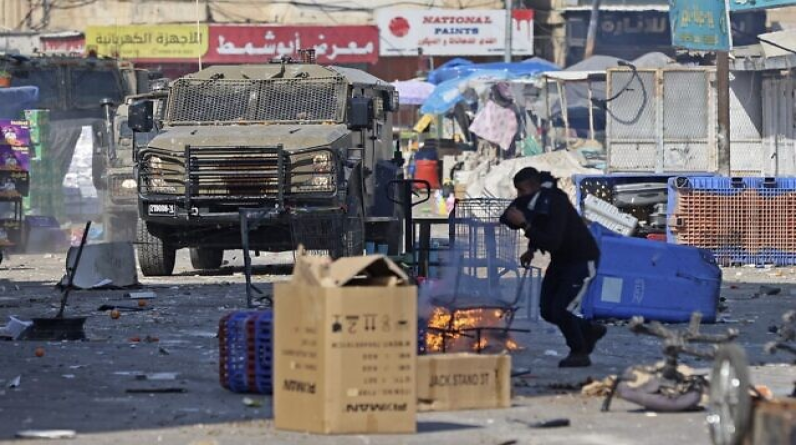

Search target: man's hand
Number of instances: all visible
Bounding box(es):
[520,250,534,268]
[505,207,527,228]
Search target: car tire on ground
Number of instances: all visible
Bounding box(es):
[190,248,224,270]
[136,220,176,277]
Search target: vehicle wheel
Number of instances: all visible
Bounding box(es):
[707,344,753,445]
[136,220,176,277]
[190,248,224,270]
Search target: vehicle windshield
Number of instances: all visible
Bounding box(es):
[165,77,347,125]
[71,69,123,109]
[10,68,60,109]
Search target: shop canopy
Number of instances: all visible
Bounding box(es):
[391,80,435,106]
[427,58,559,85]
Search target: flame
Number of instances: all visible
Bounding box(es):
[424,306,519,353]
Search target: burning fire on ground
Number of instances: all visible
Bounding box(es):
[425,306,521,353]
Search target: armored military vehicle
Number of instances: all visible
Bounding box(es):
[0,55,151,230]
[128,56,401,276]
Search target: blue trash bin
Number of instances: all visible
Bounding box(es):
[581,223,721,323]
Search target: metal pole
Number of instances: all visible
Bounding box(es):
[504,0,512,63]
[584,0,602,59]
[717,51,731,176]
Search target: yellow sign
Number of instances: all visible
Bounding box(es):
[86,25,209,59]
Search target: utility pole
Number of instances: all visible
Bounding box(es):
[504,0,512,63]
[716,51,731,176]
[584,0,602,59]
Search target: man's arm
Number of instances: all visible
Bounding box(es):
[526,193,568,252]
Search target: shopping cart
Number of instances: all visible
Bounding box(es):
[426,198,542,352]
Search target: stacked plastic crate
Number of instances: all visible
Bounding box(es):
[24,110,64,221]
[668,177,796,266]
[218,310,273,394]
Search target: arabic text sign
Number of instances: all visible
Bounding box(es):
[86,25,209,59]
[729,0,796,11]
[376,9,534,57]
[670,0,732,51]
[206,25,379,64]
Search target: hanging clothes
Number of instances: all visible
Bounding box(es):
[469,100,518,152]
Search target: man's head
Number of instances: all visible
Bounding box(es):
[513,167,542,197]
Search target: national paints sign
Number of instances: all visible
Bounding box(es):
[376,9,534,57]
[85,25,209,59]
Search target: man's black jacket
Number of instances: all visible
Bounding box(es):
[500,187,600,265]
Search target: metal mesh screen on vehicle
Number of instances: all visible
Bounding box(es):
[165,77,348,124]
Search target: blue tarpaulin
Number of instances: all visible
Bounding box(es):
[427,58,559,85]
[420,70,512,115]
[0,87,40,119]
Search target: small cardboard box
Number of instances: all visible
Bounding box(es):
[274,254,417,435]
[417,353,511,412]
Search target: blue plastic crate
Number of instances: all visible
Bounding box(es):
[218,310,273,394]
[581,223,721,323]
[667,176,796,266]
[418,320,428,355]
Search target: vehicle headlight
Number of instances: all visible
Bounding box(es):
[312,152,332,173]
[145,155,179,194]
[290,149,337,194]
[121,179,137,189]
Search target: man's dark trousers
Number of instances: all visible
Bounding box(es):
[539,260,596,353]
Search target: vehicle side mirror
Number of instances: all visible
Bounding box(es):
[384,90,399,112]
[348,96,373,130]
[128,100,153,133]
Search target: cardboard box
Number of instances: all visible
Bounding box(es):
[274,254,417,435]
[417,353,511,412]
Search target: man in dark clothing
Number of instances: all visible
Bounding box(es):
[501,168,606,367]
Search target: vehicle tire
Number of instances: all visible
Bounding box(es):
[136,220,176,277]
[190,248,224,270]
[708,344,752,445]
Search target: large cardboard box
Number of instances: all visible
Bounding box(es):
[417,353,511,412]
[274,254,417,434]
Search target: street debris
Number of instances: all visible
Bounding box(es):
[510,418,571,428]
[0,316,32,340]
[125,388,186,394]
[755,285,782,298]
[134,372,178,381]
[581,376,617,397]
[7,375,21,389]
[242,397,263,407]
[97,304,150,312]
[16,429,77,439]
[62,242,138,289]
[34,347,44,357]
[126,291,157,300]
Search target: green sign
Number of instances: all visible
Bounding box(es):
[670,0,732,51]
[729,0,796,11]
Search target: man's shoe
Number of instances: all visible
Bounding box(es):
[586,324,607,354]
[558,353,591,368]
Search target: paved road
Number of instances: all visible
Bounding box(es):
[0,251,793,444]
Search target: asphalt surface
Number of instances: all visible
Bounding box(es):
[0,250,794,445]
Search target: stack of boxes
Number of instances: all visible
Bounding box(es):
[24,109,64,222]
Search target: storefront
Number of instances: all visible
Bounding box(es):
[562,5,766,66]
